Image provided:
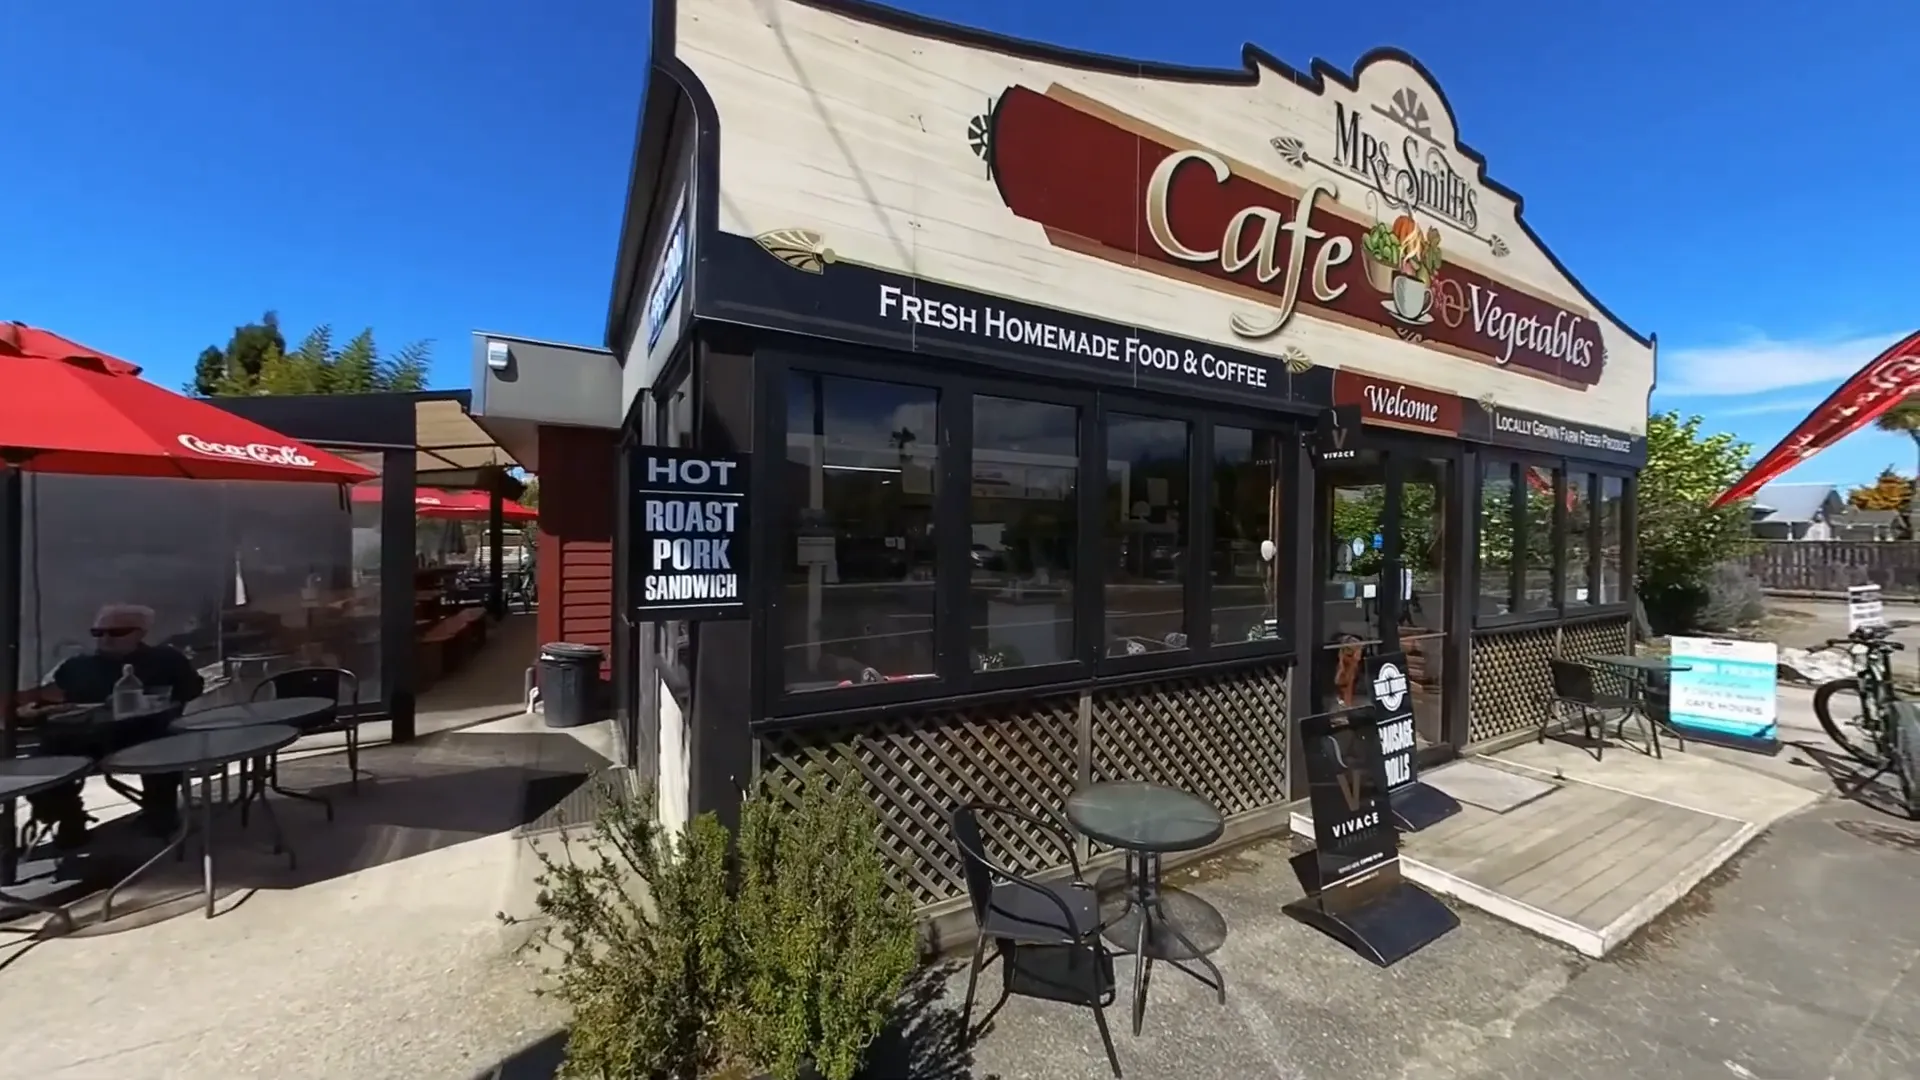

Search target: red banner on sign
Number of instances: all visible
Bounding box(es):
[1712,329,1920,507]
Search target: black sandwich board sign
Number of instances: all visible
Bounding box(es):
[1284,705,1458,966]
[632,449,749,621]
[1366,650,1462,832]
[1310,404,1363,465]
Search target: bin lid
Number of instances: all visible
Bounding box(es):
[541,642,606,661]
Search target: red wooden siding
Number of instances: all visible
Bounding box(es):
[536,425,617,675]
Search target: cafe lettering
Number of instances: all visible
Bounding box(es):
[575,0,1654,953]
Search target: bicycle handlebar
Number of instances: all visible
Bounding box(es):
[1825,637,1906,651]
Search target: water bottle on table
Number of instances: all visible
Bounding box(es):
[111,664,144,719]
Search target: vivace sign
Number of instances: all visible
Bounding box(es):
[632,449,749,621]
[985,85,1605,389]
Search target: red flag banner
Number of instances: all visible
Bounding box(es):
[1711,330,1920,507]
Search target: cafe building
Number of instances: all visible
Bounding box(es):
[473,0,1654,933]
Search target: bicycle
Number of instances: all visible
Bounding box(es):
[1811,622,1920,818]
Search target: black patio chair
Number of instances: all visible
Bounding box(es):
[252,667,366,792]
[1545,658,1651,761]
[950,802,1121,1078]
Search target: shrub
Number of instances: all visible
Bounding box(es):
[730,767,920,1080]
[510,784,738,1080]
[1697,560,1766,632]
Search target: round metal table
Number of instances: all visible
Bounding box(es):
[1066,781,1227,1034]
[99,725,302,920]
[172,698,337,820]
[171,697,335,732]
[0,756,94,929]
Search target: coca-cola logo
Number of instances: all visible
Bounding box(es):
[177,433,318,468]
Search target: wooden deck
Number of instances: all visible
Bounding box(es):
[1290,769,1759,957]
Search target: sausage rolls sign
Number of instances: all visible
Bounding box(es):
[632,449,750,621]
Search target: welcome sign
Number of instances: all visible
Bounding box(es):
[632,449,750,621]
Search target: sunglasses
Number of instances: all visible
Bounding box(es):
[89,627,138,639]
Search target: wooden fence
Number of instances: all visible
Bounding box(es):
[1748,541,1920,597]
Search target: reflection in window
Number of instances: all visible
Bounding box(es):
[782,373,939,692]
[655,376,695,687]
[1600,475,1625,604]
[1105,414,1189,656]
[1521,465,1557,613]
[970,397,1078,671]
[21,472,383,710]
[1566,472,1594,605]
[1212,427,1283,645]
[1478,462,1515,616]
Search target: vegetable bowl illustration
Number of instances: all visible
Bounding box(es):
[1361,215,1445,324]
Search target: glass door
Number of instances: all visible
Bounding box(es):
[1313,443,1454,760]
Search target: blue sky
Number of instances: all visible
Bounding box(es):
[5,0,1918,487]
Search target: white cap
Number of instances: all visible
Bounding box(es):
[92,604,155,633]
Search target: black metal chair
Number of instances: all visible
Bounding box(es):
[950,802,1121,1078]
[1545,658,1652,761]
[252,667,366,792]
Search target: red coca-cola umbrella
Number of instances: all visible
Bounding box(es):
[350,485,537,522]
[1,332,374,879]
[1713,329,1920,506]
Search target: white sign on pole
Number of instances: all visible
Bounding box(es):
[1848,584,1885,632]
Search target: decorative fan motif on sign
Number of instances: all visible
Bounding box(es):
[1387,88,1433,136]
[1282,345,1314,374]
[967,114,991,161]
[1477,394,1498,415]
[1488,234,1511,258]
[1270,136,1308,169]
[754,229,836,274]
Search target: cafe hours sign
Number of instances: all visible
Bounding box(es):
[633,449,749,621]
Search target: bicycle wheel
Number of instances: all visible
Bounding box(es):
[1896,702,1920,821]
[1814,678,1888,767]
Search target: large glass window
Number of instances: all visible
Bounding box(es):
[1520,465,1558,613]
[656,375,695,687]
[970,396,1078,671]
[1477,461,1515,617]
[1565,471,1594,605]
[1212,426,1284,645]
[782,373,939,692]
[1104,414,1190,657]
[1600,475,1626,604]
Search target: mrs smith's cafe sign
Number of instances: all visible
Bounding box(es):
[989,85,1603,387]
[673,0,1655,431]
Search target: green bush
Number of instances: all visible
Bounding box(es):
[731,767,920,1080]
[510,785,738,1080]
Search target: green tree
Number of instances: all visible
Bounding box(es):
[1638,411,1754,621]
[518,476,539,509]
[1876,400,1920,532]
[186,311,287,395]
[195,319,434,396]
[1847,466,1914,513]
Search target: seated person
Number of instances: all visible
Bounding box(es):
[25,604,205,846]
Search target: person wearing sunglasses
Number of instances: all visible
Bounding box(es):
[24,604,205,847]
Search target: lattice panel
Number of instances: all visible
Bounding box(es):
[755,693,1079,910]
[1468,625,1558,744]
[1089,662,1290,817]
[1561,618,1635,699]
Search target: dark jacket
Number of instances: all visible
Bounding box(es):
[51,644,205,706]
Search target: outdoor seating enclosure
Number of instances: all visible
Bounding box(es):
[514,0,1658,936]
[14,391,525,741]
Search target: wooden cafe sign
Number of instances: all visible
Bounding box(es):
[669,0,1656,432]
[987,85,1605,390]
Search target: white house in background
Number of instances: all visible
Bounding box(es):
[1751,482,1902,541]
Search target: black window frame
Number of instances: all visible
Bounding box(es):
[1472,450,1635,630]
[756,343,1300,719]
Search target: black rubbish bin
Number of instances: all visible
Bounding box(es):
[540,642,605,729]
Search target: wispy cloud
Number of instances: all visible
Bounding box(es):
[1711,397,1821,418]
[1660,331,1906,397]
